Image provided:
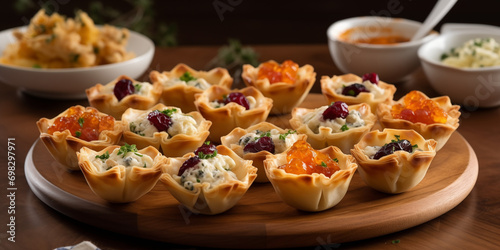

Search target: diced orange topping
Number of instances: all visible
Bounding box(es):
[257,60,299,84]
[390,91,447,124]
[47,106,115,141]
[279,140,340,177]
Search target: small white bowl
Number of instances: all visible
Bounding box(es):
[327,16,438,83]
[0,26,154,99]
[418,30,500,108]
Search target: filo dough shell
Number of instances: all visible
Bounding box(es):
[241,60,316,114]
[77,145,165,203]
[86,75,162,119]
[194,85,273,143]
[264,145,357,212]
[121,104,211,157]
[220,122,307,183]
[160,145,257,215]
[289,103,376,153]
[320,73,396,113]
[351,129,437,194]
[150,63,233,112]
[36,105,122,171]
[376,91,460,151]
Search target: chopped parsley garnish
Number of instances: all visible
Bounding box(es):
[95,151,110,161]
[45,34,56,43]
[198,150,217,159]
[341,124,349,131]
[160,108,178,117]
[254,131,271,140]
[321,161,327,167]
[75,131,81,137]
[134,83,142,93]
[117,143,142,158]
[179,71,196,82]
[391,239,400,244]
[70,53,80,63]
[333,158,339,163]
[93,46,100,54]
[78,117,84,127]
[279,130,297,140]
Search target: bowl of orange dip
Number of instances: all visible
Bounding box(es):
[327,16,438,83]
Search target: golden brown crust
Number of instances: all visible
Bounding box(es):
[194,85,273,143]
[241,61,316,114]
[77,145,165,203]
[86,75,162,119]
[150,63,233,112]
[350,129,437,194]
[263,145,357,212]
[289,103,376,153]
[159,145,257,215]
[376,91,461,151]
[320,73,396,114]
[220,122,307,183]
[121,103,211,157]
[36,105,122,171]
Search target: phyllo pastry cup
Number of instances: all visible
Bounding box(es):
[36,105,122,171]
[289,102,376,153]
[220,122,307,183]
[121,103,211,157]
[160,145,257,215]
[351,129,437,194]
[377,90,461,151]
[150,63,233,112]
[77,145,166,203]
[86,75,162,119]
[241,60,316,114]
[263,141,357,212]
[320,73,396,113]
[194,85,273,143]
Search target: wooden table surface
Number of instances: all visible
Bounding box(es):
[1,44,499,249]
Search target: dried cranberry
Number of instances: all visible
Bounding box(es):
[113,79,135,101]
[322,101,349,120]
[373,139,413,160]
[147,110,172,132]
[244,136,275,154]
[178,156,201,175]
[362,73,379,85]
[342,83,369,97]
[223,92,250,110]
[194,142,217,158]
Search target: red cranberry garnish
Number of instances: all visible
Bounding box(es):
[322,101,349,120]
[147,110,172,132]
[222,92,250,110]
[362,73,379,85]
[178,156,201,175]
[342,83,369,97]
[373,139,413,160]
[243,136,275,154]
[113,79,135,101]
[194,142,217,158]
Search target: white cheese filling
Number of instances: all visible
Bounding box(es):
[332,79,385,99]
[178,154,238,191]
[156,73,211,90]
[91,148,154,172]
[209,95,257,109]
[442,37,500,68]
[129,108,198,137]
[238,129,299,154]
[301,106,366,133]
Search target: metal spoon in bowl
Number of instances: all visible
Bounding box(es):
[411,0,457,41]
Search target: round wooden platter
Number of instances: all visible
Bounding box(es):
[25,95,478,249]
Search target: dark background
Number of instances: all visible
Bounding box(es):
[2,0,500,46]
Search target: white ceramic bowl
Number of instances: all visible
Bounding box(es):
[327,16,438,83]
[418,30,500,108]
[0,26,154,99]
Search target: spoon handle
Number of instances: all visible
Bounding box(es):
[411,0,457,41]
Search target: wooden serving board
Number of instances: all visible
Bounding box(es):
[25,95,478,249]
